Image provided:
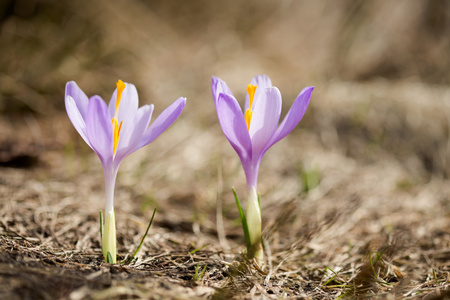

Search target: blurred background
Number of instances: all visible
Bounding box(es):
[1,0,450,113]
[1,1,450,296]
[0,0,450,208]
[2,0,450,213]
[2,0,450,199]
[2,0,450,177]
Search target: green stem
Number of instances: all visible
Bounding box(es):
[102,165,118,263]
[102,210,117,263]
[246,186,263,262]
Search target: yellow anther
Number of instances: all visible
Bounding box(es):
[245,84,257,131]
[115,80,126,118]
[112,118,122,155]
[244,109,253,130]
[246,84,257,109]
[118,121,123,135]
[112,80,126,155]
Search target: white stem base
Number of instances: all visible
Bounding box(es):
[102,210,117,263]
[246,186,263,262]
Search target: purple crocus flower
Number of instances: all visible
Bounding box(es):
[212,75,313,262]
[65,80,186,262]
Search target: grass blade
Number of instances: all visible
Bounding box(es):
[190,243,209,254]
[199,264,207,280]
[257,193,261,210]
[193,262,208,281]
[232,187,251,250]
[132,208,156,258]
[324,267,339,286]
[99,210,104,240]
[194,262,199,280]
[121,208,157,265]
[369,250,384,279]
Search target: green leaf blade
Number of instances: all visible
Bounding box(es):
[232,188,251,250]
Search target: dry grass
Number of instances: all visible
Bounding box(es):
[0,0,449,299]
[1,80,449,299]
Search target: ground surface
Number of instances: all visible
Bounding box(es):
[1,1,450,299]
[0,80,449,299]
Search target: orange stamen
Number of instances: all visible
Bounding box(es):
[244,84,257,130]
[114,80,126,119]
[247,84,256,108]
[244,109,253,130]
[118,121,123,135]
[112,80,126,155]
[112,118,119,155]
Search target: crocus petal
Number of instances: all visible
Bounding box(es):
[245,74,273,110]
[212,76,234,105]
[249,87,282,160]
[216,93,252,162]
[65,95,93,149]
[250,74,273,89]
[86,95,114,165]
[108,82,139,124]
[266,86,314,150]
[115,104,154,162]
[65,81,89,119]
[138,97,187,148]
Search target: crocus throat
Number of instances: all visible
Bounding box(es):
[244,84,257,130]
[112,80,126,155]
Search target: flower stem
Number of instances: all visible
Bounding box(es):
[102,166,118,263]
[102,210,117,263]
[246,186,263,262]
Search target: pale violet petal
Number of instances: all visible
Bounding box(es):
[216,93,252,162]
[249,86,281,160]
[115,104,154,161]
[245,74,273,110]
[139,97,186,147]
[65,81,89,119]
[65,95,92,149]
[250,74,273,89]
[266,86,314,150]
[212,76,234,106]
[108,82,139,123]
[85,96,114,165]
[108,89,118,118]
